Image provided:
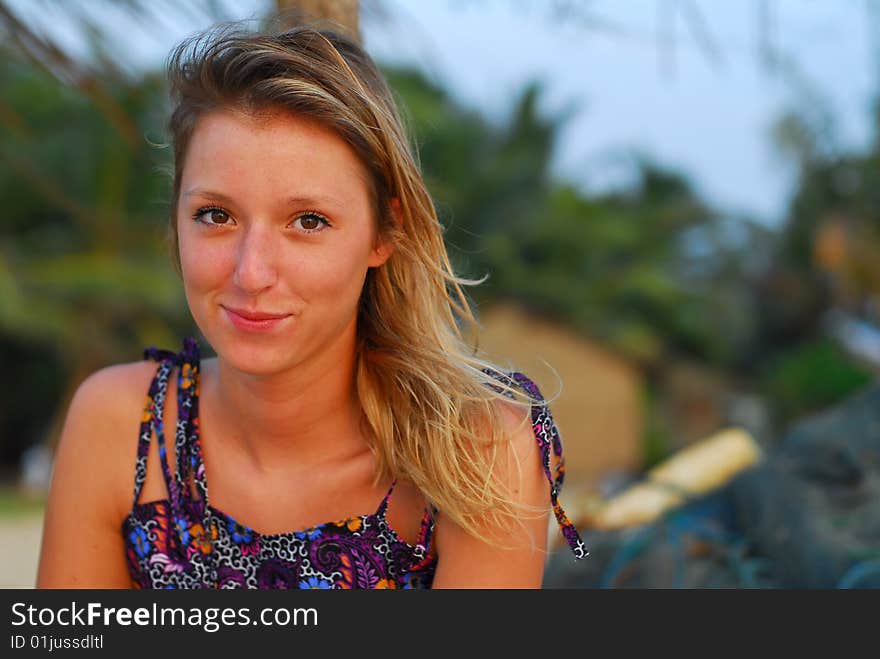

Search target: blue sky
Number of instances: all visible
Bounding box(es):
[12,0,877,227]
[365,1,877,226]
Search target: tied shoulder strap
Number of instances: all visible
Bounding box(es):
[174,337,206,508]
[138,338,203,518]
[141,338,217,587]
[486,369,589,560]
[133,349,182,512]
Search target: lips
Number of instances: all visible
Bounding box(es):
[222,306,292,321]
[221,305,293,333]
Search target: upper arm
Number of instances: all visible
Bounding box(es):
[36,362,154,588]
[430,401,551,589]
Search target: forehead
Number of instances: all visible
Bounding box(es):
[180,108,372,206]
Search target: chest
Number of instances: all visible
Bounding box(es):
[134,368,428,546]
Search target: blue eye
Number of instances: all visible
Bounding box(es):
[293,212,330,233]
[193,206,233,225]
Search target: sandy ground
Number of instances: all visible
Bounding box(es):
[0,512,43,589]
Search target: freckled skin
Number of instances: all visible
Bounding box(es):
[176,109,392,377]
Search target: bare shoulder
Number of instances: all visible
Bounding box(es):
[37,359,160,587]
[54,360,161,517]
[429,395,551,588]
[490,396,546,502]
[74,359,159,411]
[68,361,159,451]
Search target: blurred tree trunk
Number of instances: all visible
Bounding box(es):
[276,0,360,42]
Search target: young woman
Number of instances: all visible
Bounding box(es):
[36,22,586,589]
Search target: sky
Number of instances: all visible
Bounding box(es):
[11,0,878,227]
[364,1,877,226]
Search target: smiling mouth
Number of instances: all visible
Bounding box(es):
[221,306,293,332]
[221,305,292,321]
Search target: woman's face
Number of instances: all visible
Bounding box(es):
[176,109,393,376]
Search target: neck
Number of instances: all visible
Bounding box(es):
[202,331,367,473]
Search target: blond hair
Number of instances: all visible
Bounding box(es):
[165,21,541,541]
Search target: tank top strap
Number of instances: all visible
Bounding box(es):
[415,504,437,550]
[374,479,436,552]
[132,355,180,509]
[143,346,182,365]
[174,337,206,508]
[374,479,397,518]
[132,337,203,513]
[484,368,589,560]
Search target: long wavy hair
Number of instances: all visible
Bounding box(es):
[165,21,540,541]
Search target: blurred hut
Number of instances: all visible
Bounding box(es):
[473,303,645,496]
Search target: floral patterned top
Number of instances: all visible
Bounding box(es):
[123,337,587,589]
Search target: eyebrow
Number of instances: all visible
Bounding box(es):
[182,188,342,209]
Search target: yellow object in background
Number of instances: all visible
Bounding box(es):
[591,427,763,531]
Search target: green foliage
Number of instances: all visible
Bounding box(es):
[0,49,195,468]
[0,51,191,360]
[0,486,45,518]
[384,68,555,280]
[771,97,880,341]
[640,386,676,470]
[758,337,874,425]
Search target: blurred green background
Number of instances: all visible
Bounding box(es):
[1,0,879,588]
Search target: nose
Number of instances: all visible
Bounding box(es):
[233,223,278,295]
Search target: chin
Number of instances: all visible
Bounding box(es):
[224,345,296,377]
[199,327,295,376]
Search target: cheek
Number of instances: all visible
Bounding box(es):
[177,225,231,294]
[304,252,367,300]
[303,238,374,302]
